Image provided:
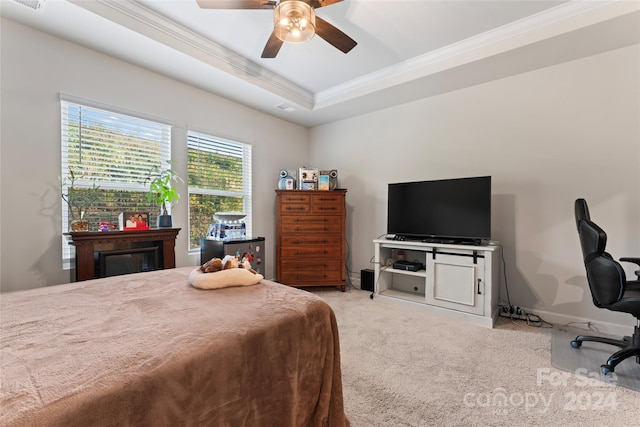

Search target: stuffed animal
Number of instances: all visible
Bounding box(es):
[200,257,223,273]
[200,255,257,274]
[191,255,262,290]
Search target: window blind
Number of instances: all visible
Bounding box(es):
[188,131,252,251]
[61,100,172,264]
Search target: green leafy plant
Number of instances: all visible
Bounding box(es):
[145,162,182,216]
[60,167,101,222]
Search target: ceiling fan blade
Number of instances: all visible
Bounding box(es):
[196,0,276,9]
[261,31,284,58]
[308,0,343,9]
[314,16,357,54]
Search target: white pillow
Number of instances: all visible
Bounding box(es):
[189,267,264,290]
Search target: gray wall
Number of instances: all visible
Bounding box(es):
[0,19,308,291]
[309,44,640,333]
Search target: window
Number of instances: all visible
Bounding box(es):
[188,131,252,251]
[61,98,172,263]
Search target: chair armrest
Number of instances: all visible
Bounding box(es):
[620,257,640,267]
[620,257,640,278]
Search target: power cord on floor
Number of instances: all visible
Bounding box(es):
[498,305,553,328]
[558,321,601,334]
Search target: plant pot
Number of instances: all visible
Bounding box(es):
[70,219,89,232]
[157,215,172,228]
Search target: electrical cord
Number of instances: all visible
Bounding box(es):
[344,236,354,291]
[559,321,600,333]
[496,243,552,328]
[368,255,382,299]
[345,234,388,292]
[498,244,511,307]
[500,310,553,328]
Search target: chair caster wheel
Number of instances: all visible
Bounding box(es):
[570,340,582,348]
[600,364,614,375]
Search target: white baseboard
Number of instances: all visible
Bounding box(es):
[515,307,633,337]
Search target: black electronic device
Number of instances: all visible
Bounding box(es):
[387,176,491,244]
[361,268,374,291]
[392,260,424,272]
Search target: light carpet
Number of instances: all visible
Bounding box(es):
[312,287,640,427]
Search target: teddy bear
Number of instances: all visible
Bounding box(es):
[200,254,256,274]
[191,254,263,290]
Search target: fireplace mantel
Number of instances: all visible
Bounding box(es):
[66,228,181,281]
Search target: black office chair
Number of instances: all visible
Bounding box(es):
[575,199,640,280]
[572,198,640,374]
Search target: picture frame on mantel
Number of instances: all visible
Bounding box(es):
[119,211,150,230]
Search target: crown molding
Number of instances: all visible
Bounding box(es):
[67,0,639,113]
[69,0,315,109]
[314,0,639,109]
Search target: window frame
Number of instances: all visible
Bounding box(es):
[60,95,173,266]
[187,129,253,253]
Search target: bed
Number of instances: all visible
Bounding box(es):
[0,266,349,426]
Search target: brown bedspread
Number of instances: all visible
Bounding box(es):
[0,267,348,426]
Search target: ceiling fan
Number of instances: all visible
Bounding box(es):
[196,0,357,58]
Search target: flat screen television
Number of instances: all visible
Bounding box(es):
[387,176,491,243]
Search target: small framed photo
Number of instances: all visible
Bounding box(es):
[318,175,330,190]
[301,182,316,190]
[285,178,295,190]
[119,211,150,230]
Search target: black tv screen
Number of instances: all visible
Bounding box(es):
[387,176,491,242]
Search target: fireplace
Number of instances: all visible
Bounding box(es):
[98,247,160,278]
[66,228,180,282]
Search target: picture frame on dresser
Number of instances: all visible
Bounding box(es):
[300,182,316,190]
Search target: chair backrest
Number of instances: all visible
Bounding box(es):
[574,198,590,231]
[574,200,626,307]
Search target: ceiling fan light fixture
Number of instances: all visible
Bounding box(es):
[274,0,315,44]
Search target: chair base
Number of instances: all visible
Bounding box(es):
[571,325,640,375]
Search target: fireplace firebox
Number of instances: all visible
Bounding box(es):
[98,246,161,278]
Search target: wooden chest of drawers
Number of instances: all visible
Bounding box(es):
[276,189,347,291]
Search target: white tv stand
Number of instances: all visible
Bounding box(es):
[373,239,501,328]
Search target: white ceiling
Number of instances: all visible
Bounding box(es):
[2,0,639,127]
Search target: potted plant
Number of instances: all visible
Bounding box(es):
[61,167,101,231]
[145,162,182,228]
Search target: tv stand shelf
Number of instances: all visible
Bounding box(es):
[381,266,427,278]
[373,239,501,328]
